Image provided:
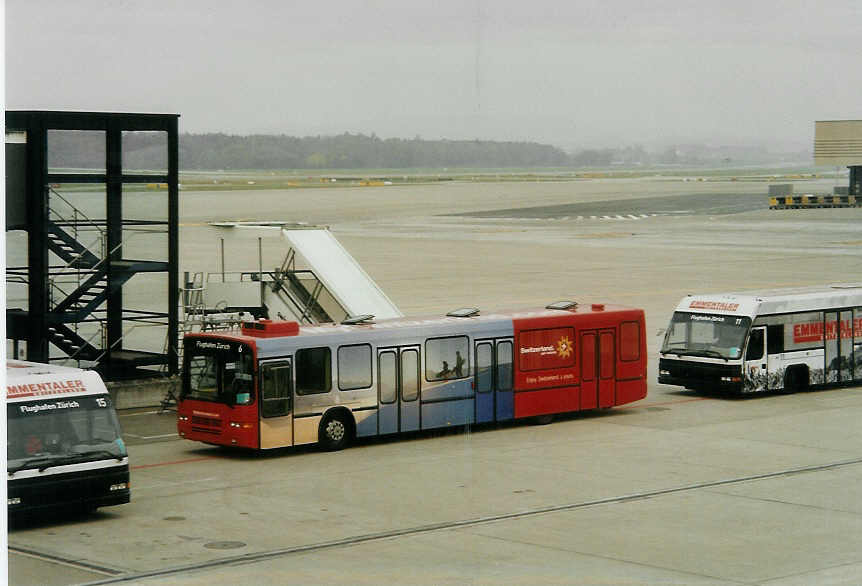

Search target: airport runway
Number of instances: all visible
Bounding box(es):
[9,176,862,585]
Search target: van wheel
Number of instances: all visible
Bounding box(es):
[319,413,351,451]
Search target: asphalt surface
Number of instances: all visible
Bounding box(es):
[8,175,862,585]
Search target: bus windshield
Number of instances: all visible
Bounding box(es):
[182,339,255,406]
[661,312,751,359]
[7,394,126,473]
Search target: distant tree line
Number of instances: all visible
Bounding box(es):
[46,130,802,171]
[46,131,569,170]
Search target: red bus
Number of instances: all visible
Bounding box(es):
[177,301,647,450]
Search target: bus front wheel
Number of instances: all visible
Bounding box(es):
[319,412,351,451]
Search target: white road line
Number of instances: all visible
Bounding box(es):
[124,432,179,440]
[132,477,218,491]
[627,214,639,219]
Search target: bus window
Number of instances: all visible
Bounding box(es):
[476,343,493,393]
[426,336,469,381]
[296,347,331,395]
[620,321,640,361]
[855,308,862,380]
[600,332,615,379]
[183,340,255,406]
[338,344,372,391]
[379,352,397,404]
[224,352,254,405]
[401,350,419,401]
[496,342,513,391]
[261,362,292,418]
[746,329,764,360]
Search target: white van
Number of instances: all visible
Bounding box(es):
[6,360,130,517]
[659,284,862,393]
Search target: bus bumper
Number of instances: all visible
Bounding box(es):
[658,359,743,392]
[8,465,130,517]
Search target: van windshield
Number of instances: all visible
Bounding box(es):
[7,394,126,473]
[661,312,751,359]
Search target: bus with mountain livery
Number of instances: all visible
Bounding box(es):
[177,301,647,451]
[659,284,862,393]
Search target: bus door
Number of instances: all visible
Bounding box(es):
[377,346,421,435]
[825,310,853,383]
[580,329,616,409]
[474,338,514,424]
[744,326,769,391]
[259,359,293,449]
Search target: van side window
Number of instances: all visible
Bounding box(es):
[767,325,784,354]
[746,329,764,360]
[296,347,331,395]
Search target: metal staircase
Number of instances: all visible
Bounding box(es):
[46,219,101,269]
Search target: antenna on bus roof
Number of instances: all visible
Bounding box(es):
[341,314,376,325]
[545,300,578,311]
[446,307,480,318]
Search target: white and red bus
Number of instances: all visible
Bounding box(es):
[659,284,862,393]
[6,360,130,518]
[177,301,647,450]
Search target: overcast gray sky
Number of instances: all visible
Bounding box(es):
[6,1,861,150]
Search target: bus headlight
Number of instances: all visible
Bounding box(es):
[8,497,21,505]
[721,376,742,383]
[178,415,189,421]
[110,482,129,491]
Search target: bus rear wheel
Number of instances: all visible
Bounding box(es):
[319,412,351,451]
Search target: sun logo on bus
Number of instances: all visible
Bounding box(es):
[556,336,573,359]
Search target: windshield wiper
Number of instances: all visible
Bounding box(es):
[668,349,727,360]
[8,456,60,475]
[8,451,125,475]
[77,449,126,463]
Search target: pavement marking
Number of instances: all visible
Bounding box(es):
[123,396,708,470]
[123,433,179,440]
[119,410,161,417]
[82,455,862,585]
[132,456,214,470]
[132,477,219,491]
[8,546,124,576]
[620,396,710,410]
